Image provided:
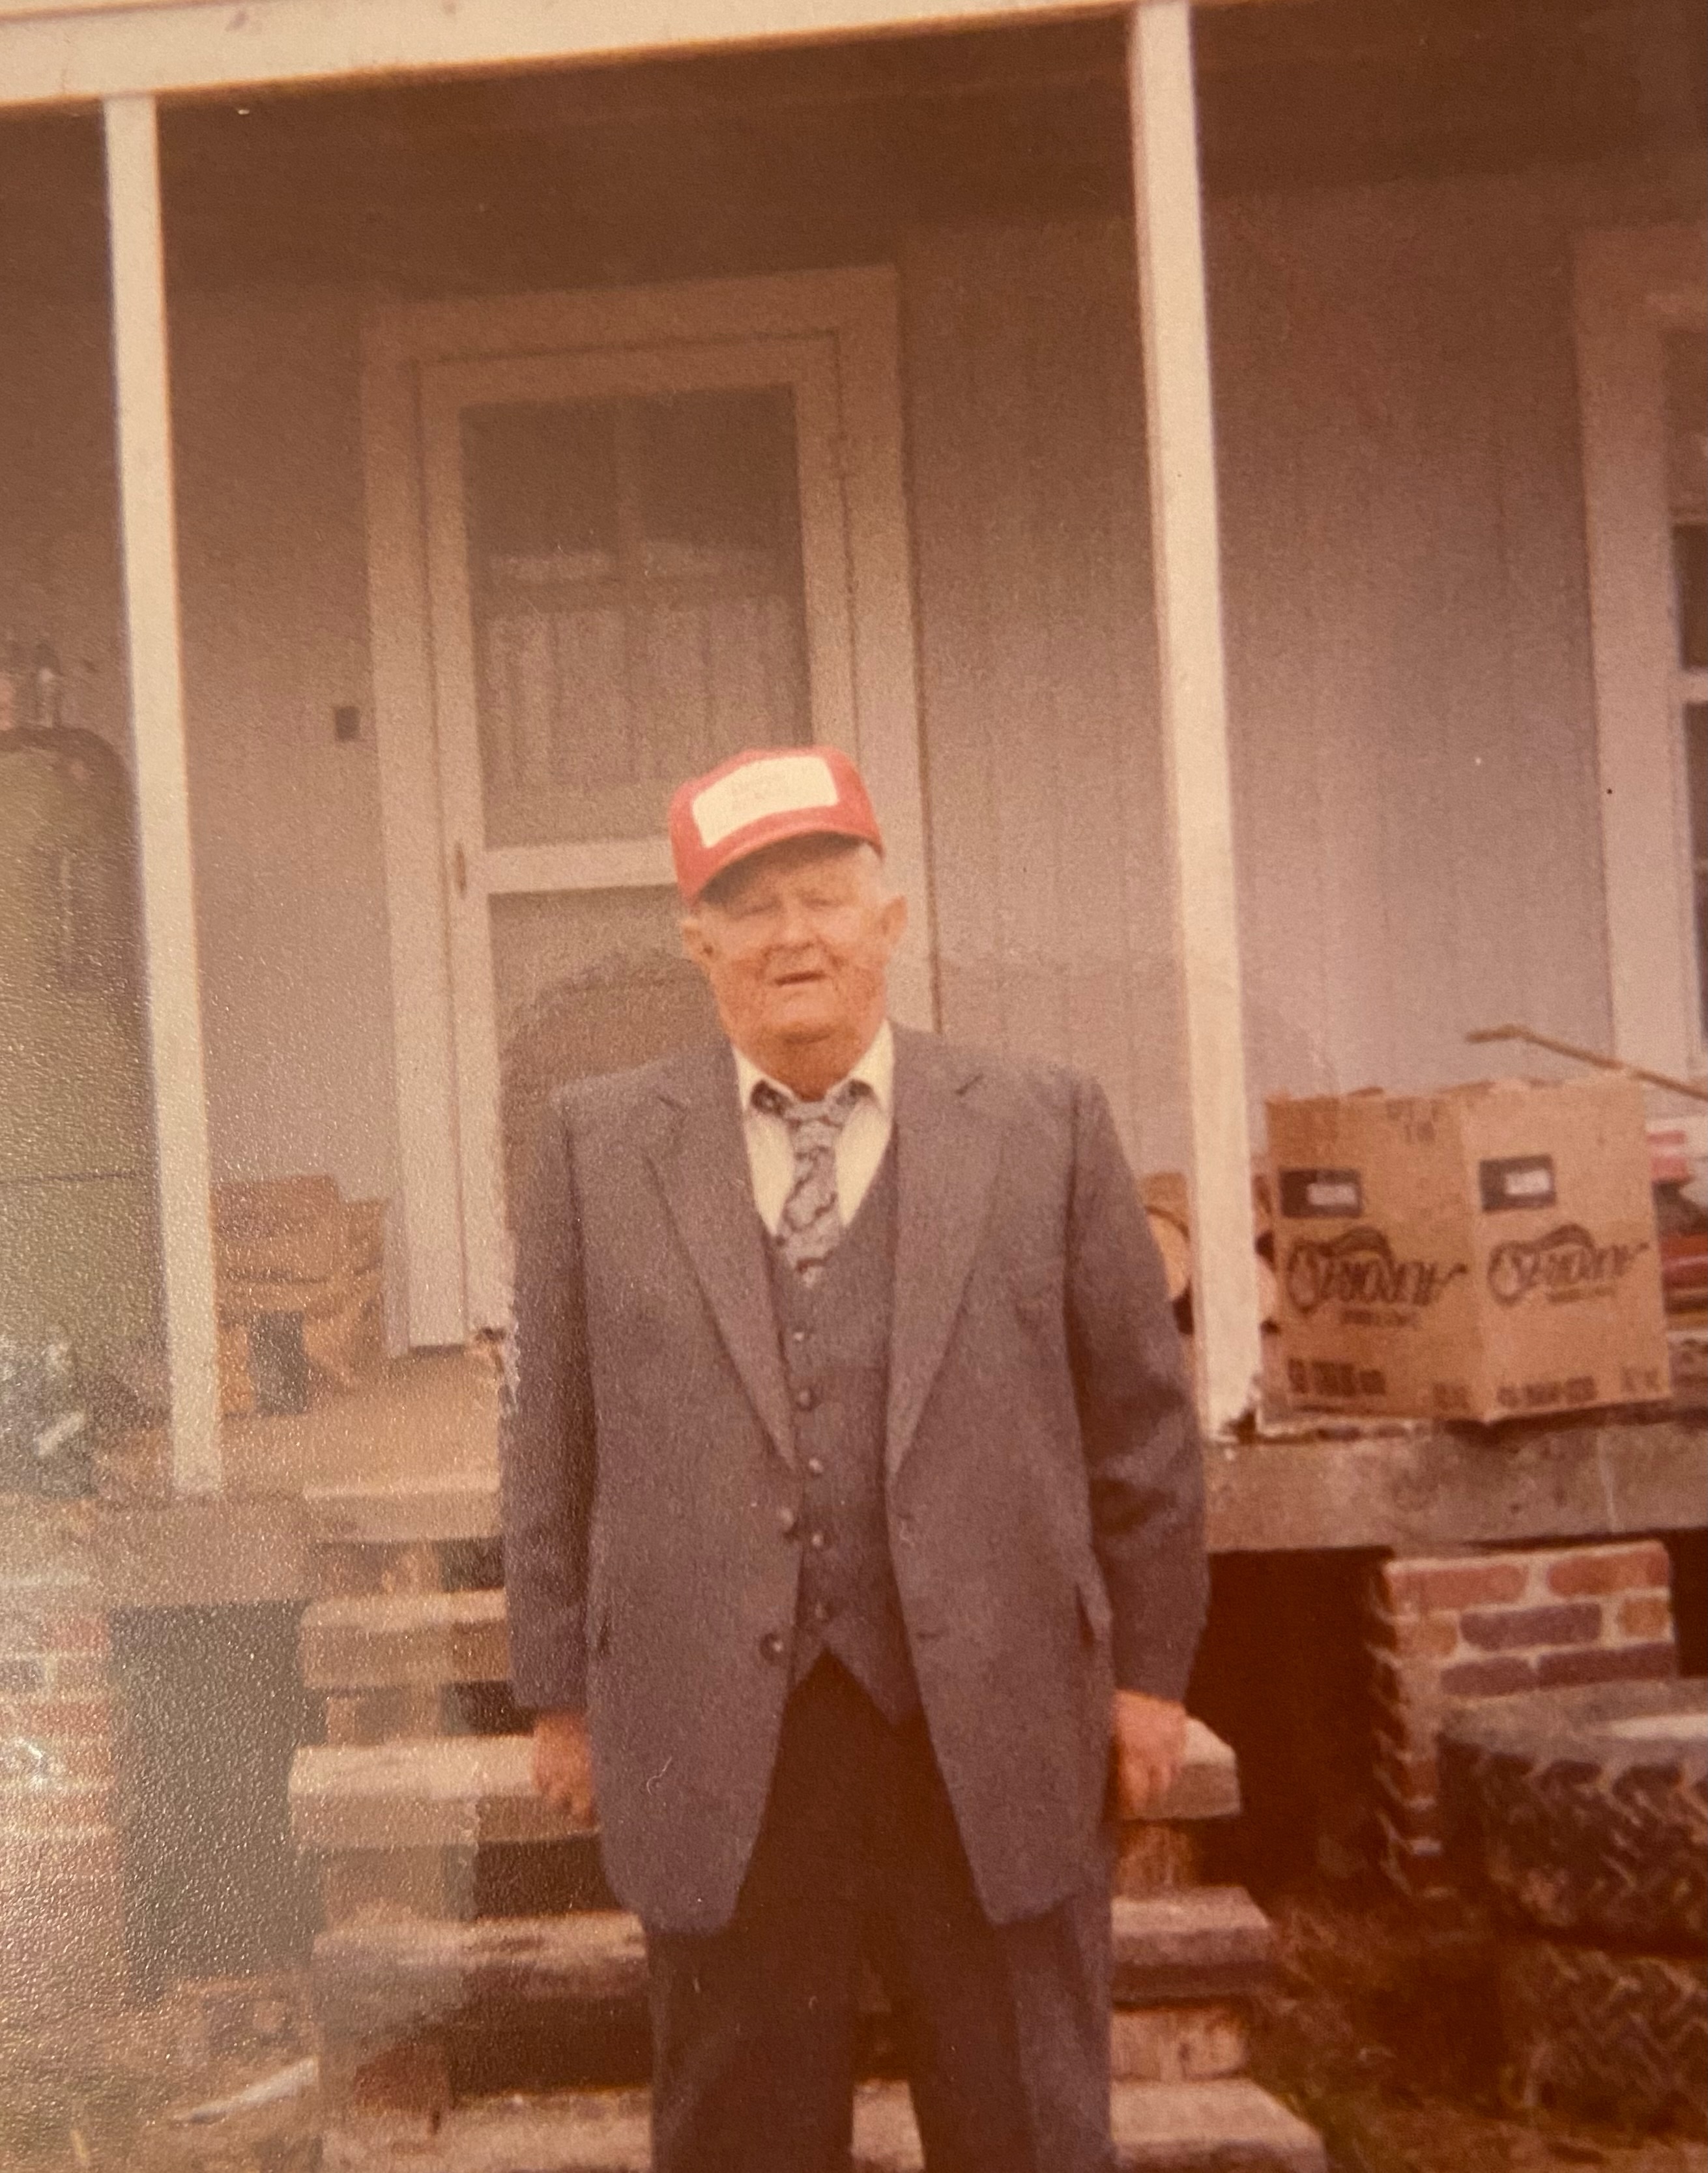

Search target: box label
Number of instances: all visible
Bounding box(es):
[1486,1224,1650,1308]
[1287,1357,1388,1402]
[1495,1373,1599,1415]
[1278,1167,1364,1218]
[1284,1226,1468,1319]
[1478,1154,1557,1213]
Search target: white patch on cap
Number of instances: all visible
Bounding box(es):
[691,753,840,848]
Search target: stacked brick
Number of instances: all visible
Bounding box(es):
[1367,1540,1679,1894]
[0,1500,128,2026]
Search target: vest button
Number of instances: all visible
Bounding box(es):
[790,1327,810,1346]
[804,1456,826,1478]
[794,1387,817,1412]
[808,1529,828,1551]
[811,1600,833,1627]
[777,1508,800,1538]
[759,1631,787,1663]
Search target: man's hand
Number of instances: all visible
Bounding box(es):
[532,1708,597,1824]
[1110,1690,1187,1819]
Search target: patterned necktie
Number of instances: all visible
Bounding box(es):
[753,1077,867,1282]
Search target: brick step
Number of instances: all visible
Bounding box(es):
[302,1589,510,1691]
[321,2077,1326,2172]
[291,1721,1240,1858]
[315,1887,1272,2034]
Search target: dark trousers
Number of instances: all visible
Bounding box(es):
[644,1657,1114,2173]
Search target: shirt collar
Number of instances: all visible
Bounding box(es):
[734,1018,894,1120]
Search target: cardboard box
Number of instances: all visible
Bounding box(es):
[1267,1075,1670,1423]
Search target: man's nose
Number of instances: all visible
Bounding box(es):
[772,899,818,947]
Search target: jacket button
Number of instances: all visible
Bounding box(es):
[808,1529,828,1551]
[794,1387,816,1412]
[804,1456,826,1478]
[811,1600,833,1627]
[777,1508,800,1538]
[759,1631,786,1663]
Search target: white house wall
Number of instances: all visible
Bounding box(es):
[908,154,1701,1173]
[903,216,1185,1173]
[1216,171,1618,1121]
[168,289,400,1226]
[3,147,1700,1322]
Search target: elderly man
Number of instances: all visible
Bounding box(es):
[500,745,1207,2173]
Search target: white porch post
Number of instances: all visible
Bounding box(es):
[104,94,222,1493]
[1126,1,1262,1432]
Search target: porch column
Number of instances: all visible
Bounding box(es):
[104,94,222,1493]
[1125,0,1262,1432]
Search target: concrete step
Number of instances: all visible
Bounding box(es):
[321,2077,1326,2172]
[302,1588,510,1691]
[291,1721,1239,1857]
[304,1475,500,1551]
[314,1888,1272,2034]
[315,1891,1271,2108]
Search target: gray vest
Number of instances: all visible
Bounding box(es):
[766,1144,919,1724]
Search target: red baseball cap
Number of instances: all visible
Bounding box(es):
[669,745,884,902]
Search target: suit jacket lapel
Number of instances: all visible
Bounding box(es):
[644,1043,795,1468]
[886,1028,1001,1479]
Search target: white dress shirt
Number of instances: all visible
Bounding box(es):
[732,1020,895,1236]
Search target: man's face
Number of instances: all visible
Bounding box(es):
[682,835,906,1078]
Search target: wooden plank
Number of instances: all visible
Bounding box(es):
[319,2076,1324,2172]
[831,266,937,1035]
[102,94,222,1496]
[291,1719,1236,1854]
[302,1588,510,1690]
[1206,1406,1707,1555]
[1,0,1108,110]
[1126,1,1263,1436]
[361,326,471,1349]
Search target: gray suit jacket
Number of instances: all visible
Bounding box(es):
[500,1026,1207,1934]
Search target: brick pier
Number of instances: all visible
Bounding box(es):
[0,1499,130,2026]
[1366,1538,1680,1893]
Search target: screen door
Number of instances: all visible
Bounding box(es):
[421,336,861,1324]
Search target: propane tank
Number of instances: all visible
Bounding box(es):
[0,674,162,1407]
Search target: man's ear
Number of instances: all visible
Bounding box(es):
[878,891,908,957]
[681,914,714,974]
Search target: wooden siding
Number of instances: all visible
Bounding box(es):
[1213,175,1618,1115]
[903,158,1699,1171]
[169,291,401,1228]
[903,217,1184,1171]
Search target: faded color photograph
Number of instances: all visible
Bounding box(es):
[0,3,1704,2170]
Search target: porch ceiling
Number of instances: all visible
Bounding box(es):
[1,0,1701,302]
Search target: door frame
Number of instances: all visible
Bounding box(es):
[362,267,933,1346]
[1573,223,1708,1088]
